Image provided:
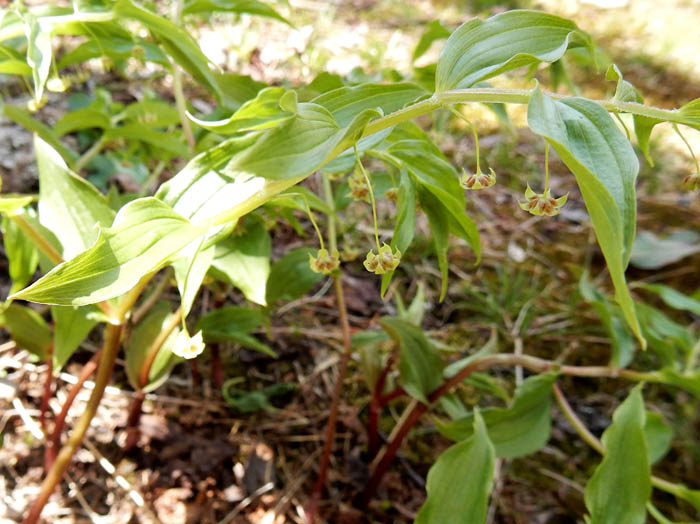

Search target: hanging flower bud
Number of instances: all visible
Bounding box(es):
[26,95,48,113]
[47,76,71,93]
[683,173,700,191]
[363,243,401,275]
[460,168,496,190]
[385,187,399,203]
[172,331,205,359]
[309,248,340,274]
[519,184,568,217]
[348,171,370,202]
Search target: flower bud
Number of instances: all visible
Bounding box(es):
[460,168,496,190]
[172,330,205,359]
[348,171,370,202]
[309,248,340,274]
[385,187,399,203]
[26,95,48,113]
[47,76,71,93]
[683,173,700,191]
[363,243,401,275]
[518,184,568,217]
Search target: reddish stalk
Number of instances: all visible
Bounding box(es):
[368,352,397,458]
[124,391,145,452]
[45,351,101,471]
[210,343,223,389]
[38,344,54,432]
[307,276,353,524]
[190,359,201,387]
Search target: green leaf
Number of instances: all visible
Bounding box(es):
[121,100,181,128]
[210,216,271,306]
[380,170,415,295]
[412,20,450,63]
[265,247,323,304]
[630,230,700,270]
[678,98,700,132]
[22,11,52,103]
[53,108,111,136]
[2,214,39,294]
[35,136,115,259]
[172,242,216,318]
[0,194,36,215]
[636,283,700,316]
[125,301,181,392]
[11,197,205,306]
[105,125,184,155]
[0,45,31,76]
[379,317,443,404]
[213,73,266,110]
[655,368,700,400]
[436,10,592,92]
[188,87,294,134]
[527,88,643,347]
[3,104,77,164]
[114,0,223,100]
[584,385,651,524]
[51,305,98,369]
[195,305,275,357]
[182,0,291,25]
[419,187,451,301]
[437,372,557,458]
[644,411,672,465]
[57,35,169,68]
[0,303,52,359]
[415,409,495,524]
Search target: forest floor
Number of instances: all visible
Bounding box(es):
[1,0,700,523]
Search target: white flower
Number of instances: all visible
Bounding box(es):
[172,331,205,359]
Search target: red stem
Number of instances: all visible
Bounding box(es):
[368,353,397,458]
[45,351,101,472]
[210,343,223,389]
[124,391,145,452]
[39,345,54,432]
[378,386,405,406]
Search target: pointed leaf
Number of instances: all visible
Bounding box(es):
[53,108,111,136]
[584,385,651,524]
[413,20,450,63]
[23,12,52,104]
[630,230,700,270]
[436,10,592,92]
[644,411,672,465]
[11,197,204,305]
[57,35,169,68]
[182,0,291,25]
[416,409,495,524]
[2,214,39,294]
[381,169,416,295]
[3,105,76,164]
[172,242,216,318]
[0,303,52,359]
[51,305,98,369]
[636,282,700,316]
[528,88,643,347]
[195,305,274,356]
[265,247,323,304]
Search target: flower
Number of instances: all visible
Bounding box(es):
[683,173,700,191]
[385,187,399,203]
[309,248,340,274]
[172,331,206,359]
[460,168,496,190]
[348,171,370,202]
[46,77,71,93]
[364,243,401,275]
[519,184,568,217]
[26,95,48,113]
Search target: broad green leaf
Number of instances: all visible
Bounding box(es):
[585,385,651,524]
[51,305,98,369]
[188,87,294,134]
[0,303,52,359]
[182,0,291,25]
[579,272,636,368]
[121,100,181,128]
[125,301,181,392]
[114,0,223,100]
[226,102,381,180]
[630,230,700,270]
[23,11,52,103]
[105,125,184,155]
[210,216,271,306]
[528,88,643,347]
[2,214,39,294]
[53,108,111,136]
[172,241,216,318]
[213,73,266,110]
[0,44,31,75]
[419,187,451,300]
[11,197,205,305]
[644,411,672,464]
[636,303,692,366]
[195,305,274,357]
[57,35,169,68]
[35,136,115,259]
[605,64,661,166]
[380,169,415,295]
[312,82,427,127]
[436,10,592,92]
[412,20,450,63]
[416,410,495,524]
[0,194,35,215]
[380,317,443,404]
[3,105,76,164]
[266,247,323,304]
[437,372,557,458]
[637,282,700,316]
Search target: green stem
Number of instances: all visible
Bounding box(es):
[171,0,195,155]
[544,142,550,191]
[354,146,380,250]
[322,174,337,253]
[74,135,108,173]
[9,213,63,265]
[448,106,481,173]
[686,338,700,374]
[673,123,700,173]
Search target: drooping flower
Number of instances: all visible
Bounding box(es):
[460,168,496,190]
[363,243,401,275]
[46,76,71,93]
[519,184,568,217]
[172,330,206,359]
[348,171,370,202]
[385,187,399,203]
[683,173,700,191]
[309,248,340,274]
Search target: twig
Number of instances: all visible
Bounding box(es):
[38,345,54,431]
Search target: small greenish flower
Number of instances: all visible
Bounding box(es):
[385,187,399,203]
[172,330,205,359]
[683,173,700,191]
[519,184,568,217]
[26,95,48,113]
[309,248,340,274]
[364,243,401,275]
[47,76,71,93]
[348,171,370,202]
[460,168,496,190]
